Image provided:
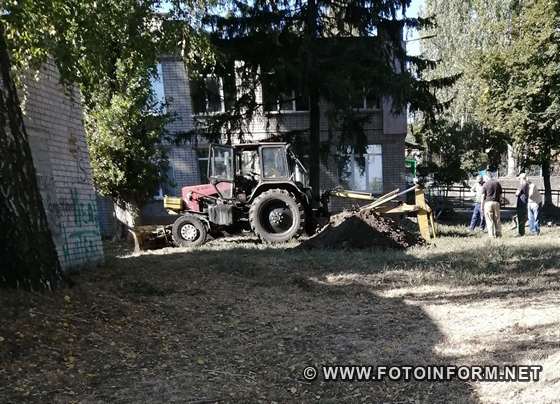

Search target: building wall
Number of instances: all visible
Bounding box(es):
[23,60,104,270]
[160,56,201,195]
[165,146,201,195]
[159,57,407,202]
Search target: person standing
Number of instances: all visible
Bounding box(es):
[469,175,486,231]
[527,179,543,235]
[481,175,503,238]
[515,173,529,236]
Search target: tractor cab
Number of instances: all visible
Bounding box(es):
[208,142,310,203]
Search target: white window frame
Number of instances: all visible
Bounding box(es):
[261,71,309,113]
[353,89,381,111]
[191,76,225,116]
[150,63,167,114]
[339,144,383,193]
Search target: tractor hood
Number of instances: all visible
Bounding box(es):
[181,182,233,213]
[181,183,219,200]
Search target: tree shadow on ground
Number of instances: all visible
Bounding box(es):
[69,249,480,403]
[92,235,558,402]
[1,244,482,403]
[4,225,559,402]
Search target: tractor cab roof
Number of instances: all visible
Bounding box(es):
[231,142,289,149]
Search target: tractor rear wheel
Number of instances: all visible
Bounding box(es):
[249,189,304,243]
[172,214,207,247]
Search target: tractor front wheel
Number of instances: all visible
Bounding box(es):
[249,189,304,243]
[172,214,207,247]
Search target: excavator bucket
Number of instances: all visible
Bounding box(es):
[414,186,437,240]
[329,185,437,240]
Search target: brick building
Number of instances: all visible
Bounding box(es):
[23,60,104,269]
[154,56,407,206]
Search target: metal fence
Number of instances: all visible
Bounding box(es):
[426,185,560,209]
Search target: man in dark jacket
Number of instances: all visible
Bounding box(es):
[481,175,503,238]
[515,173,529,236]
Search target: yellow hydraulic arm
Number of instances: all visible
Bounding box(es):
[329,185,437,240]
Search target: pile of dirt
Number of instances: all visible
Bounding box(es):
[301,209,424,249]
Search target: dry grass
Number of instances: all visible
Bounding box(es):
[1,221,559,403]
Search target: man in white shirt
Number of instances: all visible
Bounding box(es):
[469,175,486,231]
[527,179,543,235]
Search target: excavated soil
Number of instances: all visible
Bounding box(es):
[302,209,424,249]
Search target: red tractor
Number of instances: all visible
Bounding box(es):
[164,142,319,246]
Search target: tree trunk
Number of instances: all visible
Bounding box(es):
[506,144,516,177]
[0,24,62,289]
[309,82,320,200]
[306,0,321,200]
[541,151,553,209]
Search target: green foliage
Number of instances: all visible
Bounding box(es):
[475,0,560,168]
[420,0,560,195]
[416,120,507,185]
[414,0,526,183]
[2,0,187,207]
[420,0,519,125]
[86,91,172,206]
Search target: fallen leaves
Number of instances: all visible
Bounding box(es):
[2,229,560,402]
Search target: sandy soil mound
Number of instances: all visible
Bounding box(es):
[301,209,424,249]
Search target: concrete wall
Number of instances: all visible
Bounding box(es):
[23,60,104,270]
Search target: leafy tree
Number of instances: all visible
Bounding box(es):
[420,0,519,124]
[475,0,560,208]
[86,92,172,210]
[416,119,507,185]
[415,0,518,182]
[0,0,203,287]
[3,1,185,211]
[182,0,446,198]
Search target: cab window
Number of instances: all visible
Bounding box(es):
[262,147,288,178]
[210,146,233,180]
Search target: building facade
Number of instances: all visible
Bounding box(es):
[155,56,407,204]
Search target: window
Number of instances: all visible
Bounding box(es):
[288,149,308,187]
[262,74,308,112]
[262,146,289,178]
[149,63,166,113]
[239,150,261,176]
[197,148,209,184]
[339,145,383,193]
[190,76,223,115]
[351,89,381,111]
[210,146,234,180]
[264,88,309,112]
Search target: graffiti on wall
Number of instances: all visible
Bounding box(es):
[44,186,102,265]
[58,188,101,264]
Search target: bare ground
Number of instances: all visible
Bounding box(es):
[1,223,560,403]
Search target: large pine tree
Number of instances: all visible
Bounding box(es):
[187,0,444,198]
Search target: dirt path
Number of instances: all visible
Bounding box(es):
[1,226,559,403]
